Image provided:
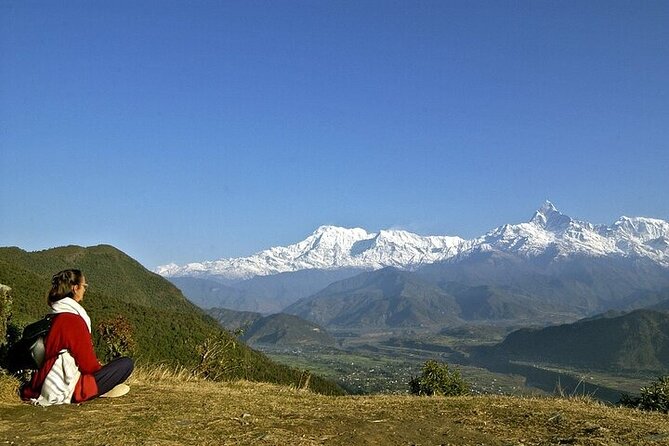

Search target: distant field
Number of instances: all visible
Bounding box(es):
[254,327,653,401]
[509,361,657,396]
[254,329,535,396]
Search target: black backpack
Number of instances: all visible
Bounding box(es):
[6,314,56,373]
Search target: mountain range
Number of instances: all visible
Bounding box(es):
[159,202,669,323]
[157,201,669,280]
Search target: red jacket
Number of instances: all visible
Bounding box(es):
[21,313,102,403]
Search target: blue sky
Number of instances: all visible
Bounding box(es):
[2,1,668,269]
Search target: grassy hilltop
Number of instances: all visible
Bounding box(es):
[0,245,342,394]
[1,369,669,445]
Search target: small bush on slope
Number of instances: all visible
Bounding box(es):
[620,375,669,413]
[409,359,470,396]
[96,315,137,362]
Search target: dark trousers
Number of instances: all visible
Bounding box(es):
[94,357,134,396]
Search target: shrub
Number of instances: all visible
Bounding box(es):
[0,370,20,402]
[0,321,32,383]
[0,286,21,374]
[620,375,669,413]
[409,359,470,396]
[96,315,136,363]
[193,335,242,381]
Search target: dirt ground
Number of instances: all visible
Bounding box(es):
[1,373,668,446]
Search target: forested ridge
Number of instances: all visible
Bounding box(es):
[0,245,343,395]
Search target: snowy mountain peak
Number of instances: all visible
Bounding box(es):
[610,216,669,242]
[540,200,558,213]
[312,225,367,237]
[530,201,572,230]
[375,229,418,243]
[155,203,669,280]
[155,225,471,280]
[307,226,371,250]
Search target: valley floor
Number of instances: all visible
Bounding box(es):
[1,372,668,445]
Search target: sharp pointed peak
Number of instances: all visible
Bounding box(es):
[539,200,558,213]
[530,200,571,229]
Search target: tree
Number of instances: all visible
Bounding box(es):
[620,375,669,413]
[409,360,469,396]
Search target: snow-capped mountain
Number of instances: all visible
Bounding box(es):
[156,225,470,280]
[155,201,669,280]
[476,202,617,257]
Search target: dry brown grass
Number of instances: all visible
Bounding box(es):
[0,372,19,403]
[1,367,668,445]
[129,364,203,385]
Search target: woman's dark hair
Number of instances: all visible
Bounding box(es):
[48,269,84,304]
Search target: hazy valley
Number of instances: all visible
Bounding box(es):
[165,203,669,402]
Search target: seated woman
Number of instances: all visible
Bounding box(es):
[21,269,134,405]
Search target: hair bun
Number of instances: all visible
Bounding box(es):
[52,270,77,286]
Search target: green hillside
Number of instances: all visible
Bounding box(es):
[242,313,336,347]
[0,245,343,395]
[0,245,220,364]
[488,309,669,372]
[206,307,263,331]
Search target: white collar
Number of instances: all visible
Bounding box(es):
[50,297,92,333]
